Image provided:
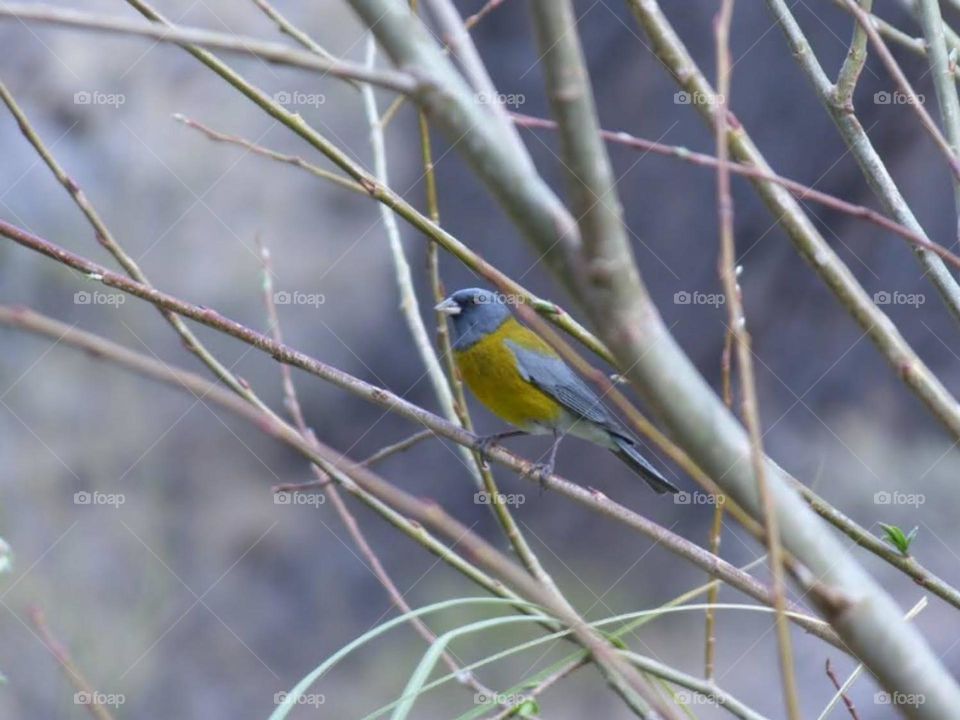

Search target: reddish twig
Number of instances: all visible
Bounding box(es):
[825,659,862,720]
[28,606,115,720]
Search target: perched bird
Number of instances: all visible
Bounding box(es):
[435,288,678,494]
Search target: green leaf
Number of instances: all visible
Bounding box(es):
[879,522,917,556]
[509,699,540,717]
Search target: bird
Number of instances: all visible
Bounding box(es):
[435,287,679,494]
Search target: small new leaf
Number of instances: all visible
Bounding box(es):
[879,523,917,556]
[509,699,540,717]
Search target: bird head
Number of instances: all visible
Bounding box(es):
[435,288,512,349]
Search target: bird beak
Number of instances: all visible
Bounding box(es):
[434,298,461,315]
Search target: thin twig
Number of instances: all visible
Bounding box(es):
[251,0,343,63]
[713,6,799,718]
[629,0,960,449]
[174,114,364,194]
[378,0,514,129]
[28,606,115,720]
[125,0,613,364]
[0,3,416,93]
[510,113,960,271]
[834,0,873,107]
[465,0,508,29]
[257,238,495,700]
[0,302,667,720]
[177,102,960,582]
[490,557,769,720]
[708,311,736,679]
[0,302,844,646]
[764,0,960,325]
[916,0,960,241]
[422,0,530,162]
[704,496,725,681]
[361,429,435,466]
[0,278,842,649]
[621,651,770,720]
[839,0,960,181]
[825,659,862,720]
[0,80,284,424]
[361,35,483,488]
[815,597,927,720]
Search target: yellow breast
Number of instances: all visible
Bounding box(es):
[453,318,563,429]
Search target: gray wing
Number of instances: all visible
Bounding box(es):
[506,340,620,430]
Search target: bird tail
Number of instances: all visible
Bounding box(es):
[609,434,679,494]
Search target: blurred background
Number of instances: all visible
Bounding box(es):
[1,0,959,717]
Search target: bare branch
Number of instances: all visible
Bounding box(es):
[713,4,799,717]
[0,3,416,93]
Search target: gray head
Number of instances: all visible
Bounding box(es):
[435,288,512,350]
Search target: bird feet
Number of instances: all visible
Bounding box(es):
[475,430,526,469]
[522,460,554,493]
